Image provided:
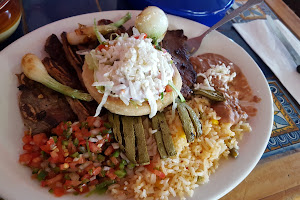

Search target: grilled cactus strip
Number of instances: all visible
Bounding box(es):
[184,104,202,138]
[176,99,196,143]
[152,115,168,159]
[193,89,225,102]
[157,112,177,157]
[134,117,150,165]
[108,113,124,151]
[121,116,136,164]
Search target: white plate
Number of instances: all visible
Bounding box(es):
[0,10,273,200]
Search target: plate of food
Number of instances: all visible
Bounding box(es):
[0,7,273,200]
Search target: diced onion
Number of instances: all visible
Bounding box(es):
[112,143,120,149]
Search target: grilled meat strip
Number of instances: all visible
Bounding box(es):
[162,30,197,99]
[42,58,91,121]
[61,32,86,89]
[17,74,77,135]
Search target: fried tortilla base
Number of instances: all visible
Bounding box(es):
[82,62,182,116]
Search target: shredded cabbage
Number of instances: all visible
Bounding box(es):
[168,81,185,102]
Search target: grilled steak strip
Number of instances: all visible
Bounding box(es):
[17,74,77,135]
[61,32,85,89]
[162,30,197,99]
[44,34,82,88]
[42,57,91,121]
[42,57,78,89]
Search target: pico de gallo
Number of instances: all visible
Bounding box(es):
[19,115,136,197]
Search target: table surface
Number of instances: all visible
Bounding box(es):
[1,0,300,199]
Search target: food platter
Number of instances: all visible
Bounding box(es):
[0,10,273,200]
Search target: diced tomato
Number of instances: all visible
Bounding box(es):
[89,142,99,153]
[75,184,89,194]
[165,85,173,92]
[145,162,166,179]
[64,180,81,187]
[53,187,65,197]
[81,174,91,181]
[19,153,32,165]
[78,156,85,164]
[85,164,94,173]
[41,180,47,187]
[23,144,35,152]
[48,170,56,178]
[110,156,119,166]
[69,162,77,169]
[104,145,114,156]
[81,128,91,137]
[22,135,32,144]
[96,139,105,148]
[92,167,102,176]
[50,151,58,160]
[74,131,84,141]
[65,157,73,163]
[31,156,42,164]
[40,144,51,153]
[67,142,76,154]
[52,124,64,136]
[134,33,147,39]
[153,169,166,179]
[104,133,111,142]
[59,163,69,170]
[72,123,81,132]
[33,133,48,146]
[88,179,99,186]
[79,140,86,145]
[106,168,117,180]
[46,174,63,186]
[97,44,110,52]
[47,137,55,146]
[98,126,107,134]
[86,116,96,127]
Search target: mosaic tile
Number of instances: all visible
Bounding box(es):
[263,78,300,157]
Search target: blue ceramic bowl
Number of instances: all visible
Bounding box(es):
[127,0,234,27]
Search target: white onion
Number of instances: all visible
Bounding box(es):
[112,143,120,149]
[89,137,98,143]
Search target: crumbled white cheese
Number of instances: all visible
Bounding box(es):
[89,33,174,118]
[194,63,236,91]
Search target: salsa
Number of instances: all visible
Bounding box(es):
[19,115,135,197]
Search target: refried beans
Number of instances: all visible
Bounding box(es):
[190,53,261,124]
